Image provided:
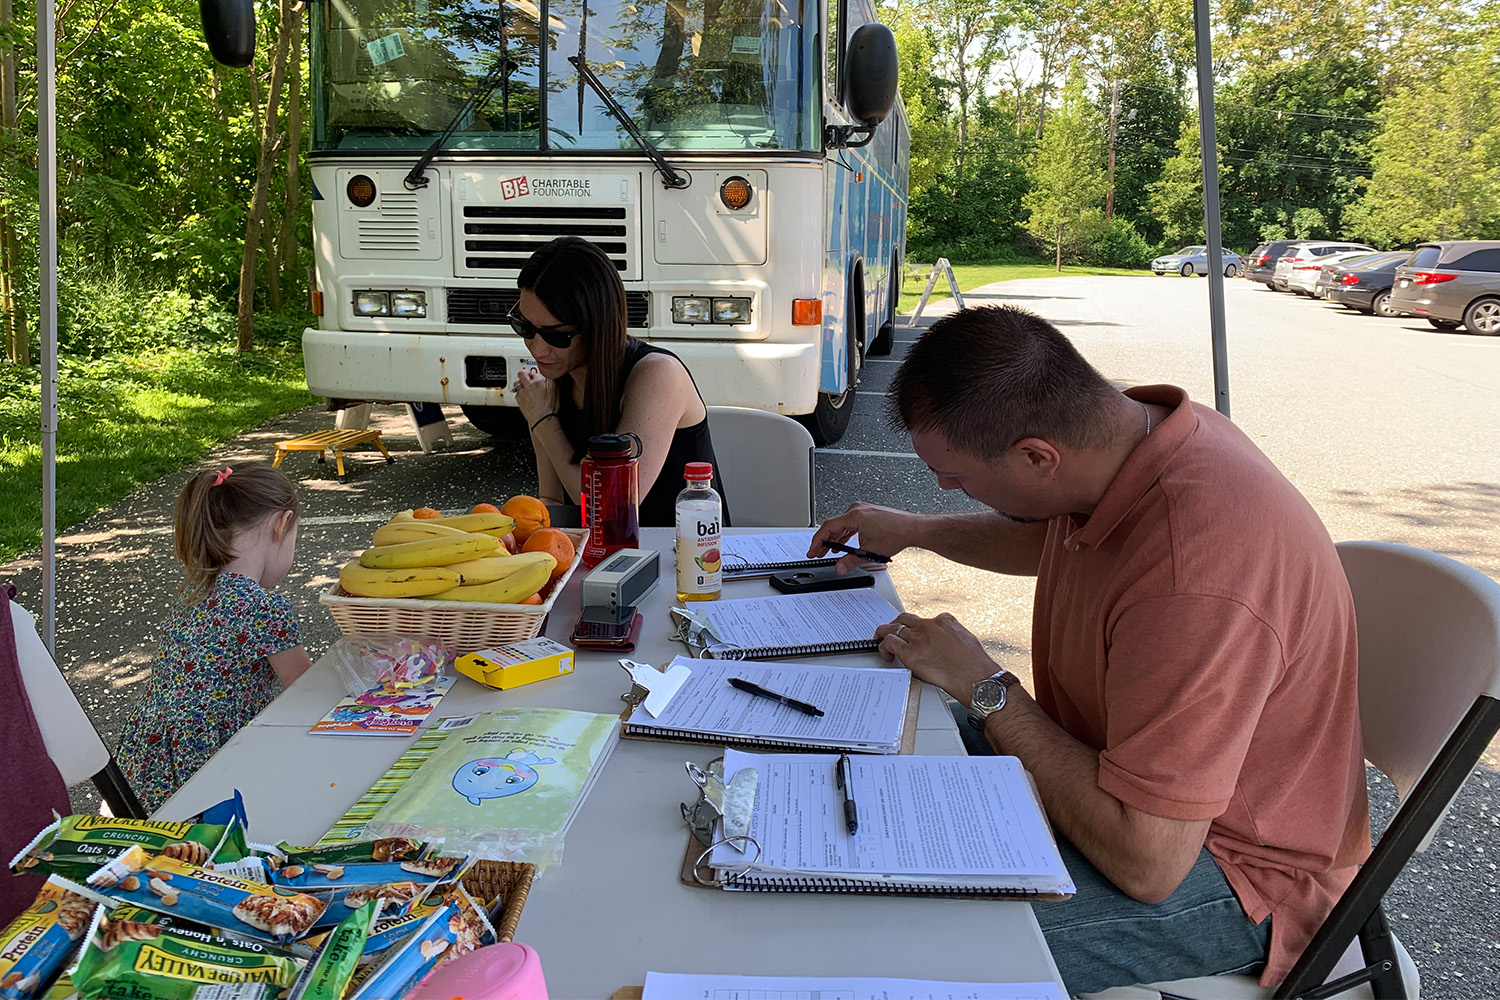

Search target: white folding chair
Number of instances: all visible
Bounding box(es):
[1086,541,1500,1000]
[10,600,146,818]
[706,405,817,527]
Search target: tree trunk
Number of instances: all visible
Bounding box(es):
[1055,224,1062,271]
[236,0,295,354]
[278,9,303,301]
[0,0,25,365]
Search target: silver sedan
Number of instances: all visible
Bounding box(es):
[1150,246,1246,277]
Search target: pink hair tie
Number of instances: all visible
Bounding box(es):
[212,467,234,486]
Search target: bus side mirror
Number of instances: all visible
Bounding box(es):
[844,23,897,126]
[201,0,256,68]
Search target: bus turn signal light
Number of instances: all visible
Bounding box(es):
[720,176,752,210]
[792,299,821,326]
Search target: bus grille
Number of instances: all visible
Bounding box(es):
[456,205,637,278]
[448,288,651,329]
[358,192,422,253]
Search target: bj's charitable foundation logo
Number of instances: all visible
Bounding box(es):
[499,176,531,200]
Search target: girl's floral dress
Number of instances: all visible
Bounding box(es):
[118,572,300,811]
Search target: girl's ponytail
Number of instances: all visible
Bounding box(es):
[174,464,301,602]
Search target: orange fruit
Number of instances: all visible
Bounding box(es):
[522,528,575,581]
[500,495,549,544]
[521,593,544,605]
[470,502,501,514]
[412,507,443,519]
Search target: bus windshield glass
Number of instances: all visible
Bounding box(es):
[312,0,819,153]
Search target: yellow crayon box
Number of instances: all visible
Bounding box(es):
[455,637,575,690]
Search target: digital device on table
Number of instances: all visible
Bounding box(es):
[572,606,644,650]
[769,565,875,594]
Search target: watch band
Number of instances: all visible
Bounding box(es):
[968,669,1020,730]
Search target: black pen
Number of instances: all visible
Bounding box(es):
[822,540,892,565]
[837,754,859,835]
[728,677,824,717]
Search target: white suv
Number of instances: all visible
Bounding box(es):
[1272,241,1377,291]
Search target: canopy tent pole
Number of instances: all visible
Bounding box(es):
[1193,0,1231,418]
[37,0,57,652]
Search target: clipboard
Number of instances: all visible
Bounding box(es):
[616,664,921,755]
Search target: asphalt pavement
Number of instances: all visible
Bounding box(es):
[4,274,1497,995]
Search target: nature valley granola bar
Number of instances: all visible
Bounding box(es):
[71,914,300,1000]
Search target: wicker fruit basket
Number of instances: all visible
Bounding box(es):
[320,527,588,652]
[458,859,536,942]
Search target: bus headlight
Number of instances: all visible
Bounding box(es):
[390,291,427,317]
[353,290,390,316]
[719,176,753,210]
[672,296,713,324]
[712,297,752,324]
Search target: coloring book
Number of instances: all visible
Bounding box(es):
[309,675,457,736]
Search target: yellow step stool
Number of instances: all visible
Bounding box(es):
[272,428,394,482]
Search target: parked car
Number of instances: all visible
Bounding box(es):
[1245,240,1297,287]
[1286,250,1379,297]
[1150,246,1245,277]
[1271,241,1378,291]
[1389,240,1500,334]
[1323,252,1415,316]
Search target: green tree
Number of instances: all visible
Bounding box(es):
[1147,112,1214,246]
[884,5,956,199]
[1023,67,1106,269]
[1349,34,1500,243]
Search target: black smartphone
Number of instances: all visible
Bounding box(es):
[769,566,876,594]
[572,607,640,646]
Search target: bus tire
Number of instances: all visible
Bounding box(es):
[460,405,528,439]
[867,254,899,356]
[799,265,863,446]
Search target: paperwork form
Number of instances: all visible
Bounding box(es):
[643,972,1068,1000]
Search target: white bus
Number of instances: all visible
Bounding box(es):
[205,0,909,444]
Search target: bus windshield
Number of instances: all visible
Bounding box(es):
[311,0,820,153]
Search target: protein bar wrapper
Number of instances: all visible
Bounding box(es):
[70,907,301,1000]
[347,902,460,1000]
[0,877,96,999]
[266,852,469,892]
[269,839,425,867]
[81,853,325,946]
[12,812,249,882]
[304,881,430,931]
[285,902,377,1000]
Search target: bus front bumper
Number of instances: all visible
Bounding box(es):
[303,329,823,415]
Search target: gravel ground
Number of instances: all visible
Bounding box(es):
[4,273,1497,994]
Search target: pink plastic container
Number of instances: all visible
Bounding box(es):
[407,942,548,1000]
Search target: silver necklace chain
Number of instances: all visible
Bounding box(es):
[1141,402,1152,437]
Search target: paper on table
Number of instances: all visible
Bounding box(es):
[626,656,910,751]
[711,750,1074,892]
[696,589,899,653]
[642,972,1067,1000]
[720,531,845,576]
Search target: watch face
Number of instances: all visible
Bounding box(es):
[972,678,1007,714]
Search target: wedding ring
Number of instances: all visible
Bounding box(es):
[896,624,911,639]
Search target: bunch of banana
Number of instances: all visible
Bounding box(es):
[359,532,499,569]
[382,510,514,538]
[339,562,461,598]
[423,551,556,604]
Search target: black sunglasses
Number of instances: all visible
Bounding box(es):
[508,304,579,349]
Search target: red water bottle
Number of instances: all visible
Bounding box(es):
[580,432,641,567]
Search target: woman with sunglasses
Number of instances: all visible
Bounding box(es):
[510,236,730,526]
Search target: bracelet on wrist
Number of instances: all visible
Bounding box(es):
[530,412,559,432]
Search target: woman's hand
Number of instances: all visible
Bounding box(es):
[513,367,559,425]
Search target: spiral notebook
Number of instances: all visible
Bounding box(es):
[675,589,899,659]
[721,531,847,579]
[697,751,1074,899]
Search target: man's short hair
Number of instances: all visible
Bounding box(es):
[888,305,1123,457]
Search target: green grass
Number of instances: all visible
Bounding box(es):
[0,345,316,564]
[898,261,1142,314]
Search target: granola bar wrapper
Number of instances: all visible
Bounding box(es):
[269,839,425,868]
[304,882,431,932]
[341,897,445,967]
[71,908,299,1000]
[346,901,460,1000]
[265,848,469,893]
[284,902,377,1000]
[0,878,96,999]
[80,853,324,947]
[12,812,249,883]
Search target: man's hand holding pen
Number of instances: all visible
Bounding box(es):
[808,501,912,574]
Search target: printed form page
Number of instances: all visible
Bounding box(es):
[642,972,1067,1000]
[703,590,900,649]
[715,751,1073,889]
[627,657,910,747]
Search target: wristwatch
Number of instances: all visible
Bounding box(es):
[968,669,1021,730]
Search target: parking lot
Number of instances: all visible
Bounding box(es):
[5,273,1497,995]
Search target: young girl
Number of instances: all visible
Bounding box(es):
[118,464,311,811]
[511,236,731,526]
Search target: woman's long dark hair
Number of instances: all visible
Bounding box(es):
[518,237,629,455]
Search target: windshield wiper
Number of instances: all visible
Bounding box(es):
[567,55,688,189]
[405,56,518,190]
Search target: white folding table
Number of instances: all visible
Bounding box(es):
[159,528,1066,997]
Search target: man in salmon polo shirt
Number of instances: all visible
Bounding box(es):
[810,305,1370,996]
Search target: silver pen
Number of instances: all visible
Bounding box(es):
[836,754,859,835]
